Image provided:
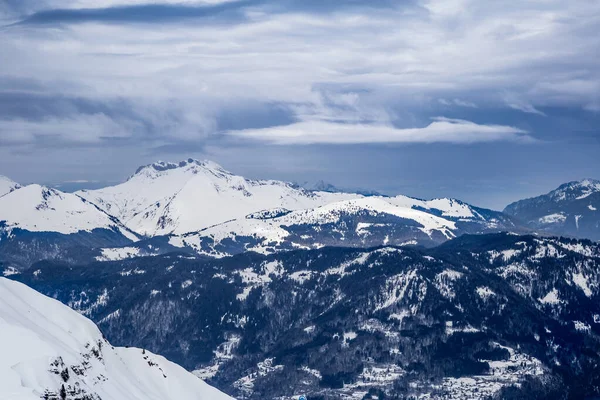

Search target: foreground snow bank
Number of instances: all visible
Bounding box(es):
[0,278,233,400]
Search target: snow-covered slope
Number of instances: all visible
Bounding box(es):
[0,184,136,239]
[0,175,20,197]
[170,197,457,256]
[78,159,360,236]
[0,277,233,400]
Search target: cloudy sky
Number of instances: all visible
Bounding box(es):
[1,0,599,209]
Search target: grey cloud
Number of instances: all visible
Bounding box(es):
[0,86,301,149]
[17,2,251,25]
[213,102,297,131]
[0,0,51,18]
[0,90,131,121]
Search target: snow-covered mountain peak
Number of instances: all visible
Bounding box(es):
[0,278,233,400]
[579,178,600,186]
[0,175,21,197]
[125,158,291,196]
[1,183,66,211]
[132,158,229,181]
[79,159,361,236]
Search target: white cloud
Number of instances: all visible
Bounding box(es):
[226,117,530,145]
[502,92,546,116]
[505,101,546,116]
[438,98,478,108]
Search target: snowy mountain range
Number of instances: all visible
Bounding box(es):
[76,159,358,237]
[1,161,599,271]
[504,179,600,240]
[0,277,232,400]
[76,159,518,241]
[0,159,525,269]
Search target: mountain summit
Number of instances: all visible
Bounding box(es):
[132,158,229,179]
[78,159,359,236]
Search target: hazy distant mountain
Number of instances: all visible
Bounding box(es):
[504,179,600,241]
[0,278,232,400]
[0,159,526,269]
[300,179,384,196]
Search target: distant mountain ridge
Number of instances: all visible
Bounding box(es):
[0,159,535,269]
[300,179,384,196]
[158,195,522,258]
[82,158,521,234]
[504,179,600,241]
[73,159,523,261]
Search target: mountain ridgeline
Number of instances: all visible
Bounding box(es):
[1,159,525,270]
